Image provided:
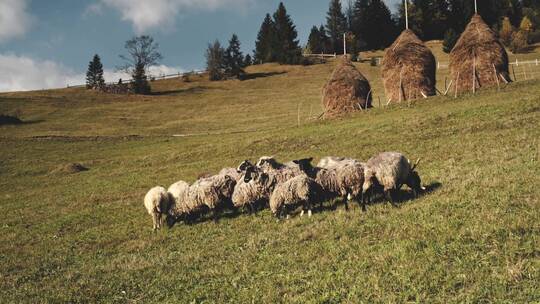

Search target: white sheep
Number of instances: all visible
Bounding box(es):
[362,152,425,205]
[269,175,323,218]
[294,158,367,211]
[143,186,171,230]
[167,174,237,224]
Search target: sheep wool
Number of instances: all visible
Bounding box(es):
[144,186,171,230]
[269,175,321,217]
[364,152,411,192]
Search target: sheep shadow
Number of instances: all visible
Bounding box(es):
[367,182,442,207]
[241,71,286,80]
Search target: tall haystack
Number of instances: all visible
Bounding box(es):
[322,56,372,118]
[381,29,436,103]
[450,14,511,94]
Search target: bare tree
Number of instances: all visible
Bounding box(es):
[119,35,162,94]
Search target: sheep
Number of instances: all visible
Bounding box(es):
[167,174,237,224]
[144,186,172,230]
[232,165,276,213]
[218,167,243,182]
[294,158,367,211]
[362,152,425,205]
[256,156,300,173]
[317,156,358,168]
[269,175,323,219]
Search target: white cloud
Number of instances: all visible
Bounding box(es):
[0,54,82,92]
[99,0,253,33]
[0,53,184,92]
[0,0,33,43]
[83,3,104,17]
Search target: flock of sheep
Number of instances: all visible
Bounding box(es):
[144,152,426,230]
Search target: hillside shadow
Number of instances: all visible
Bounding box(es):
[151,86,209,96]
[0,115,44,126]
[242,71,286,81]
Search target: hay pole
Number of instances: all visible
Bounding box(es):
[472,55,476,94]
[492,63,500,91]
[297,102,301,127]
[405,0,409,30]
[454,71,460,98]
[444,80,453,95]
[499,73,509,84]
[362,89,372,111]
[398,66,404,103]
[474,0,477,14]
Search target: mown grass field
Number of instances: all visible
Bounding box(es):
[1,42,539,303]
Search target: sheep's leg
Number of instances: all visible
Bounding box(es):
[157,213,162,229]
[151,213,158,231]
[300,210,305,217]
[305,201,313,217]
[212,209,219,223]
[386,190,398,207]
[343,195,350,211]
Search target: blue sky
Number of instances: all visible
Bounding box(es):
[0,0,400,92]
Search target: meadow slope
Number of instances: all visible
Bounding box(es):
[0,49,539,302]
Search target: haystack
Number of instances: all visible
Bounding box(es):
[381,29,436,103]
[322,56,372,118]
[450,14,510,94]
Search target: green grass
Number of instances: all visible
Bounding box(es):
[0,42,539,303]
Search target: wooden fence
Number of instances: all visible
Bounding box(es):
[67,69,206,89]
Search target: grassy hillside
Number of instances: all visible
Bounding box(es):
[0,42,539,302]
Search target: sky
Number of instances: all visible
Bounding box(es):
[0,0,400,92]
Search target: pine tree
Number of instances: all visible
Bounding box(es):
[319,25,331,53]
[273,2,302,64]
[206,40,225,81]
[224,34,245,79]
[442,28,459,53]
[254,14,277,64]
[132,62,150,94]
[85,54,105,90]
[243,54,253,67]
[326,0,348,54]
[351,0,370,50]
[365,0,396,49]
[307,26,323,54]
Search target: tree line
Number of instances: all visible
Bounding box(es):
[87,0,540,94]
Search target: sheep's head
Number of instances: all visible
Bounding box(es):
[362,169,380,194]
[256,156,280,171]
[244,166,268,185]
[237,160,254,173]
[407,159,426,195]
[292,157,314,173]
[166,213,177,228]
